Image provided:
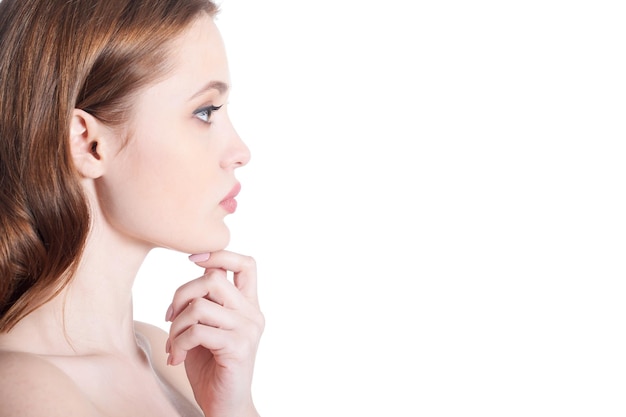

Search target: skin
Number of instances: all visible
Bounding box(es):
[0,14,263,417]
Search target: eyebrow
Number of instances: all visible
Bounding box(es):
[189,80,230,100]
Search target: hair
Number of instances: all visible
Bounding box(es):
[0,0,218,332]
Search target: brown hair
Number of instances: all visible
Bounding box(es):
[0,0,218,331]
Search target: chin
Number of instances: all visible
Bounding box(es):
[188,229,231,254]
[157,223,231,255]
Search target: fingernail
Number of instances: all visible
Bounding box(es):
[165,339,171,354]
[165,304,173,322]
[189,253,211,262]
[167,354,173,366]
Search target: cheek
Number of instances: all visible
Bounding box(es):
[96,136,228,251]
[123,130,204,194]
[111,146,204,218]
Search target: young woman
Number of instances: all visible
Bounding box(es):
[0,0,264,416]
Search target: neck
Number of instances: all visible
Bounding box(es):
[3,212,152,356]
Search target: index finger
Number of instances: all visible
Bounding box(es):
[190,250,259,304]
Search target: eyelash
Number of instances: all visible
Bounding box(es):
[193,104,223,124]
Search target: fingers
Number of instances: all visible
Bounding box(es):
[166,250,264,367]
[168,316,262,366]
[169,297,238,336]
[167,268,243,322]
[190,250,259,306]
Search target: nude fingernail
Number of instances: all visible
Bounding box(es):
[167,354,173,366]
[189,253,211,262]
[165,339,171,354]
[165,304,173,322]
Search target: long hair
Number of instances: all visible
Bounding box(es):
[0,0,218,331]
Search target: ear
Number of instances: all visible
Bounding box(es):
[69,109,108,178]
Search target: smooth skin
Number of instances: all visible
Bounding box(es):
[0,14,263,417]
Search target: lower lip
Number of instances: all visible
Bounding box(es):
[220,198,237,214]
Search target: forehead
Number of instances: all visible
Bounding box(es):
[175,14,228,68]
[146,15,230,101]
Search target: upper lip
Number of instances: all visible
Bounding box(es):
[221,182,241,202]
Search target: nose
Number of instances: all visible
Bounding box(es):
[221,124,251,170]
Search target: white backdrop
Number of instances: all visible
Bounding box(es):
[133,1,626,416]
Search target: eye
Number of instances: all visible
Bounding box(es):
[193,104,223,124]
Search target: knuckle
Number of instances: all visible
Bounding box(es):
[242,255,256,270]
[187,323,204,339]
[243,314,264,338]
[201,270,215,282]
[255,312,266,332]
[200,271,226,299]
[203,269,227,284]
[172,285,186,302]
[188,297,205,313]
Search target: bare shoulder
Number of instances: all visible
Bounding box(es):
[133,321,196,404]
[0,350,99,416]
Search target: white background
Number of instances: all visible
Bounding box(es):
[133,1,626,416]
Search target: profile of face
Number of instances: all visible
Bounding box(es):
[93,15,250,255]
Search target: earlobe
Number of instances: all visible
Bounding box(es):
[69,109,105,178]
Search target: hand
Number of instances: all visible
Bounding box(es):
[165,250,264,417]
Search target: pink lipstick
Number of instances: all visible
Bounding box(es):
[220,183,241,214]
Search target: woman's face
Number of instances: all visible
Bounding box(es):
[95,15,250,254]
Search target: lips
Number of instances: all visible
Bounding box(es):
[220,183,241,214]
